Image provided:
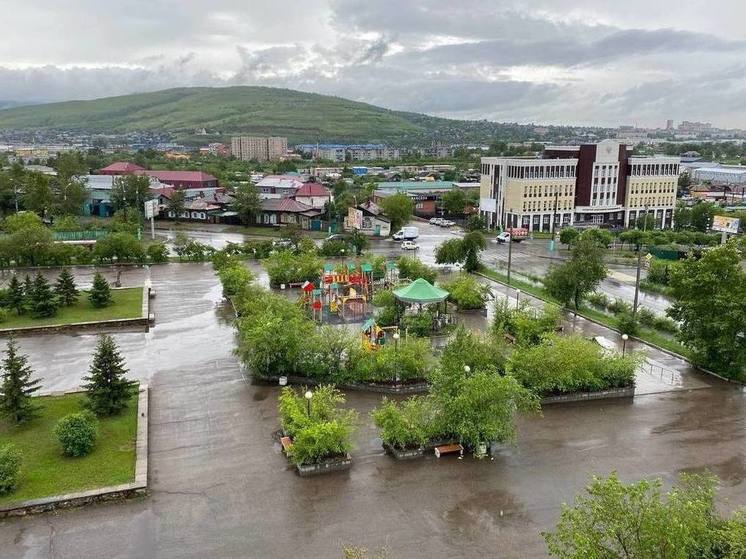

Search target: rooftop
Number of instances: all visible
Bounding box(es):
[100,161,146,173]
[138,170,218,182]
[295,182,331,197]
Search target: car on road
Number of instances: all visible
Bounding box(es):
[392,226,420,240]
[325,234,348,242]
[429,217,442,225]
[496,232,511,243]
[272,239,295,249]
[401,240,419,250]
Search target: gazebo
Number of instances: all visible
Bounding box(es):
[393,279,450,331]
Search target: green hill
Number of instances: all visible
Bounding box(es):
[0,86,536,146]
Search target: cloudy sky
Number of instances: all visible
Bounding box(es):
[1,0,745,128]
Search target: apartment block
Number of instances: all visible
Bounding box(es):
[231,136,288,161]
[479,140,679,231]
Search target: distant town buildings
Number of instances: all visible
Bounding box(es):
[99,162,218,189]
[479,139,680,231]
[296,144,400,162]
[373,181,479,218]
[230,136,288,161]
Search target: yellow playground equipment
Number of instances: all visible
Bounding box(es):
[361,319,399,350]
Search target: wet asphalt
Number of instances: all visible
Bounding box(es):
[0,238,743,558]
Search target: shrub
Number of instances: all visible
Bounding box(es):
[607,298,631,315]
[371,397,432,450]
[616,311,640,336]
[146,242,169,263]
[653,316,679,334]
[442,274,490,310]
[0,444,22,494]
[264,250,321,286]
[586,292,610,309]
[0,307,9,323]
[396,256,437,284]
[440,326,506,376]
[319,239,351,257]
[242,240,274,259]
[509,334,640,395]
[54,412,98,457]
[400,311,433,337]
[353,336,433,383]
[217,264,254,298]
[493,300,561,346]
[277,386,357,465]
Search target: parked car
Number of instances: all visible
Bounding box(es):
[429,217,441,225]
[401,240,419,250]
[272,239,295,249]
[325,234,348,242]
[439,219,455,227]
[496,232,511,244]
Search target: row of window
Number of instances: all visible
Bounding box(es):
[593,164,619,178]
[168,211,207,220]
[629,163,679,176]
[523,184,574,198]
[522,200,573,212]
[628,182,676,195]
[507,164,576,179]
[628,197,675,208]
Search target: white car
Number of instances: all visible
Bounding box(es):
[496,232,511,243]
[401,240,419,250]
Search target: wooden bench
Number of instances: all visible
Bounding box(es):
[280,436,293,454]
[504,333,517,345]
[434,443,463,458]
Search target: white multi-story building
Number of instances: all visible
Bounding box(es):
[479,139,680,231]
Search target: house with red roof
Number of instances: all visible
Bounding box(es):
[99,162,146,175]
[98,161,218,189]
[293,182,331,209]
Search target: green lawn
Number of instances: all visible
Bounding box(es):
[1,288,142,329]
[0,392,138,506]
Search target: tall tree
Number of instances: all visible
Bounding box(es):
[544,235,607,311]
[21,172,54,216]
[667,241,746,380]
[167,190,186,223]
[53,176,88,216]
[434,231,486,272]
[54,268,79,306]
[30,272,59,318]
[111,175,151,217]
[231,183,262,226]
[543,472,737,559]
[0,336,42,423]
[380,193,413,233]
[83,334,136,415]
[6,276,25,315]
[88,272,113,308]
[441,189,467,216]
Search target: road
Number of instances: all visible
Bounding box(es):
[0,262,743,559]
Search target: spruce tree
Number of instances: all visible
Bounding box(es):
[6,276,25,315]
[0,336,42,423]
[29,272,58,319]
[88,272,112,308]
[83,334,135,415]
[54,268,79,306]
[22,275,34,311]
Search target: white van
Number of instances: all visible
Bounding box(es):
[393,226,419,240]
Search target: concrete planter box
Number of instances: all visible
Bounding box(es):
[541,385,635,405]
[260,374,429,395]
[296,454,352,477]
[383,443,424,460]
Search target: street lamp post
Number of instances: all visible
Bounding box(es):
[506,209,514,286]
[304,390,313,418]
[392,332,401,384]
[621,333,629,357]
[515,289,521,307]
[632,205,648,319]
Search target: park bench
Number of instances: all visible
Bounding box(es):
[280,436,293,454]
[434,443,463,458]
[504,333,517,344]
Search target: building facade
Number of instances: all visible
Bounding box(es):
[231,136,288,161]
[479,140,680,231]
[296,144,401,162]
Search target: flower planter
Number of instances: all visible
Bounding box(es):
[383,442,424,460]
[296,453,352,477]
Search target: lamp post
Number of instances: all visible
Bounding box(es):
[304,390,313,418]
[507,210,514,286]
[621,334,628,357]
[515,289,521,307]
[632,205,648,319]
[392,332,401,384]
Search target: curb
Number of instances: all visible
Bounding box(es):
[0,385,149,518]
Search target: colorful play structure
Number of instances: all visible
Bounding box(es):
[361,318,399,351]
[299,261,399,323]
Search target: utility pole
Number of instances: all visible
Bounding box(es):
[507,208,513,285]
[632,205,648,318]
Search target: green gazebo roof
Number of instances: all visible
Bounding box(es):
[393,278,449,304]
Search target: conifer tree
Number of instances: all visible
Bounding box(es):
[0,336,42,423]
[83,334,136,415]
[54,268,79,306]
[6,276,25,315]
[22,275,34,310]
[29,272,58,318]
[88,272,113,308]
